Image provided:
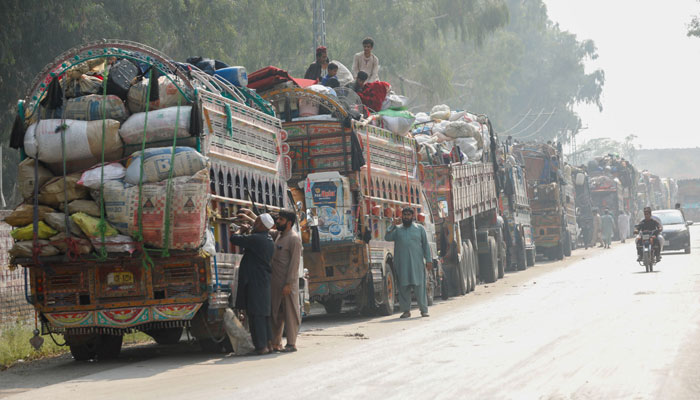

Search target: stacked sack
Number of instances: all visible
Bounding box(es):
[410,105,490,165]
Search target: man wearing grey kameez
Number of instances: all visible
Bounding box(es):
[385,207,432,318]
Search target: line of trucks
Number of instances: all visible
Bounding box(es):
[5,41,676,359]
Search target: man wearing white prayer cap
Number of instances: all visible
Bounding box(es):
[230,210,275,355]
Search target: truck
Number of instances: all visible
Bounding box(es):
[11,41,301,358]
[678,179,700,221]
[261,87,505,312]
[513,143,577,260]
[571,166,594,247]
[498,141,536,270]
[587,155,638,237]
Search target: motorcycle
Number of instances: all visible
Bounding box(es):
[638,230,658,272]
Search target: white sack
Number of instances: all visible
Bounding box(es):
[124,146,207,185]
[119,106,191,145]
[78,163,126,189]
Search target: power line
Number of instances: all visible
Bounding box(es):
[510,108,545,137]
[500,108,533,134]
[514,108,556,139]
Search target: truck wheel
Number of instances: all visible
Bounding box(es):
[456,253,468,296]
[440,264,450,300]
[322,298,343,314]
[462,242,473,293]
[147,327,183,345]
[526,248,536,267]
[377,265,396,316]
[479,237,498,283]
[69,343,96,361]
[563,235,572,257]
[685,245,691,254]
[468,240,478,291]
[96,334,123,360]
[516,237,527,271]
[498,239,506,279]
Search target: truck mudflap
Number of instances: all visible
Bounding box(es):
[43,303,202,334]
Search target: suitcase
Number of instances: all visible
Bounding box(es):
[107,59,139,100]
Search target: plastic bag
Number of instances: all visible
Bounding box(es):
[71,212,119,238]
[50,233,93,255]
[38,174,90,208]
[24,119,123,174]
[223,308,255,355]
[78,163,126,189]
[9,240,60,258]
[378,109,415,136]
[4,204,55,227]
[124,146,207,185]
[11,221,57,240]
[430,104,450,121]
[127,74,189,113]
[18,158,53,200]
[90,234,136,254]
[60,200,101,217]
[202,228,217,256]
[119,106,192,145]
[44,212,85,237]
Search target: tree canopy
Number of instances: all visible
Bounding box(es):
[0,0,603,207]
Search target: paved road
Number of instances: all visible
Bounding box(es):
[2,227,700,399]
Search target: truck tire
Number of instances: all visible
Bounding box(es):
[468,240,477,292]
[479,236,498,283]
[96,334,123,359]
[563,234,572,257]
[498,239,506,279]
[322,298,343,314]
[554,242,564,260]
[516,237,527,271]
[456,253,468,296]
[526,248,536,267]
[377,265,396,316]
[462,242,473,294]
[148,327,183,345]
[69,343,96,361]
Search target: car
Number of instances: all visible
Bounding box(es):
[652,209,693,254]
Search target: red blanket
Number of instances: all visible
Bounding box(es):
[359,81,391,112]
[247,66,316,91]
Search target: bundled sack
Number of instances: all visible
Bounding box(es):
[71,212,119,238]
[124,146,207,185]
[17,158,54,200]
[38,174,90,208]
[9,240,60,258]
[24,119,124,174]
[44,212,85,237]
[4,204,55,227]
[119,106,191,145]
[430,104,451,121]
[223,308,255,355]
[127,75,189,113]
[11,221,58,240]
[50,233,93,255]
[102,168,209,250]
[78,162,126,189]
[443,120,483,145]
[63,95,129,123]
[455,138,481,161]
[59,200,101,217]
[377,109,415,136]
[90,234,136,254]
[63,74,103,99]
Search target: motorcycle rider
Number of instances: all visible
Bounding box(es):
[635,206,663,263]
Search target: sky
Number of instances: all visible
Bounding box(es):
[543,0,700,150]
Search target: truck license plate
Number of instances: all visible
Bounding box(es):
[107,272,134,286]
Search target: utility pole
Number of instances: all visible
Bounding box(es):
[312,0,327,53]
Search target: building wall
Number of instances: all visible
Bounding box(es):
[0,210,33,326]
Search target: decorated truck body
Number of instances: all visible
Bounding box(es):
[11,41,299,358]
[262,87,440,315]
[513,143,576,260]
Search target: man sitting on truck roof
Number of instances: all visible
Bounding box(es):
[346,70,368,94]
[304,46,329,82]
[352,37,379,82]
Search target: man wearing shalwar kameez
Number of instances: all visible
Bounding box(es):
[384,207,432,318]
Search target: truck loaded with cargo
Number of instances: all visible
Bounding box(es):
[586,155,638,238]
[678,179,700,221]
[6,41,303,358]
[258,73,506,312]
[513,142,577,260]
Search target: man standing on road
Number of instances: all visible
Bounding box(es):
[384,207,432,318]
[269,210,303,353]
[601,208,615,249]
[618,211,630,243]
[230,212,276,355]
[591,209,603,248]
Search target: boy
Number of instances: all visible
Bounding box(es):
[352,37,379,82]
[321,63,340,88]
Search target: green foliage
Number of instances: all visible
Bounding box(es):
[0,0,602,207]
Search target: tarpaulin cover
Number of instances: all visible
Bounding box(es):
[247,66,316,91]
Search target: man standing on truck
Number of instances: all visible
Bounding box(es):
[269,210,303,353]
[385,207,432,318]
[230,213,276,355]
[352,37,379,82]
